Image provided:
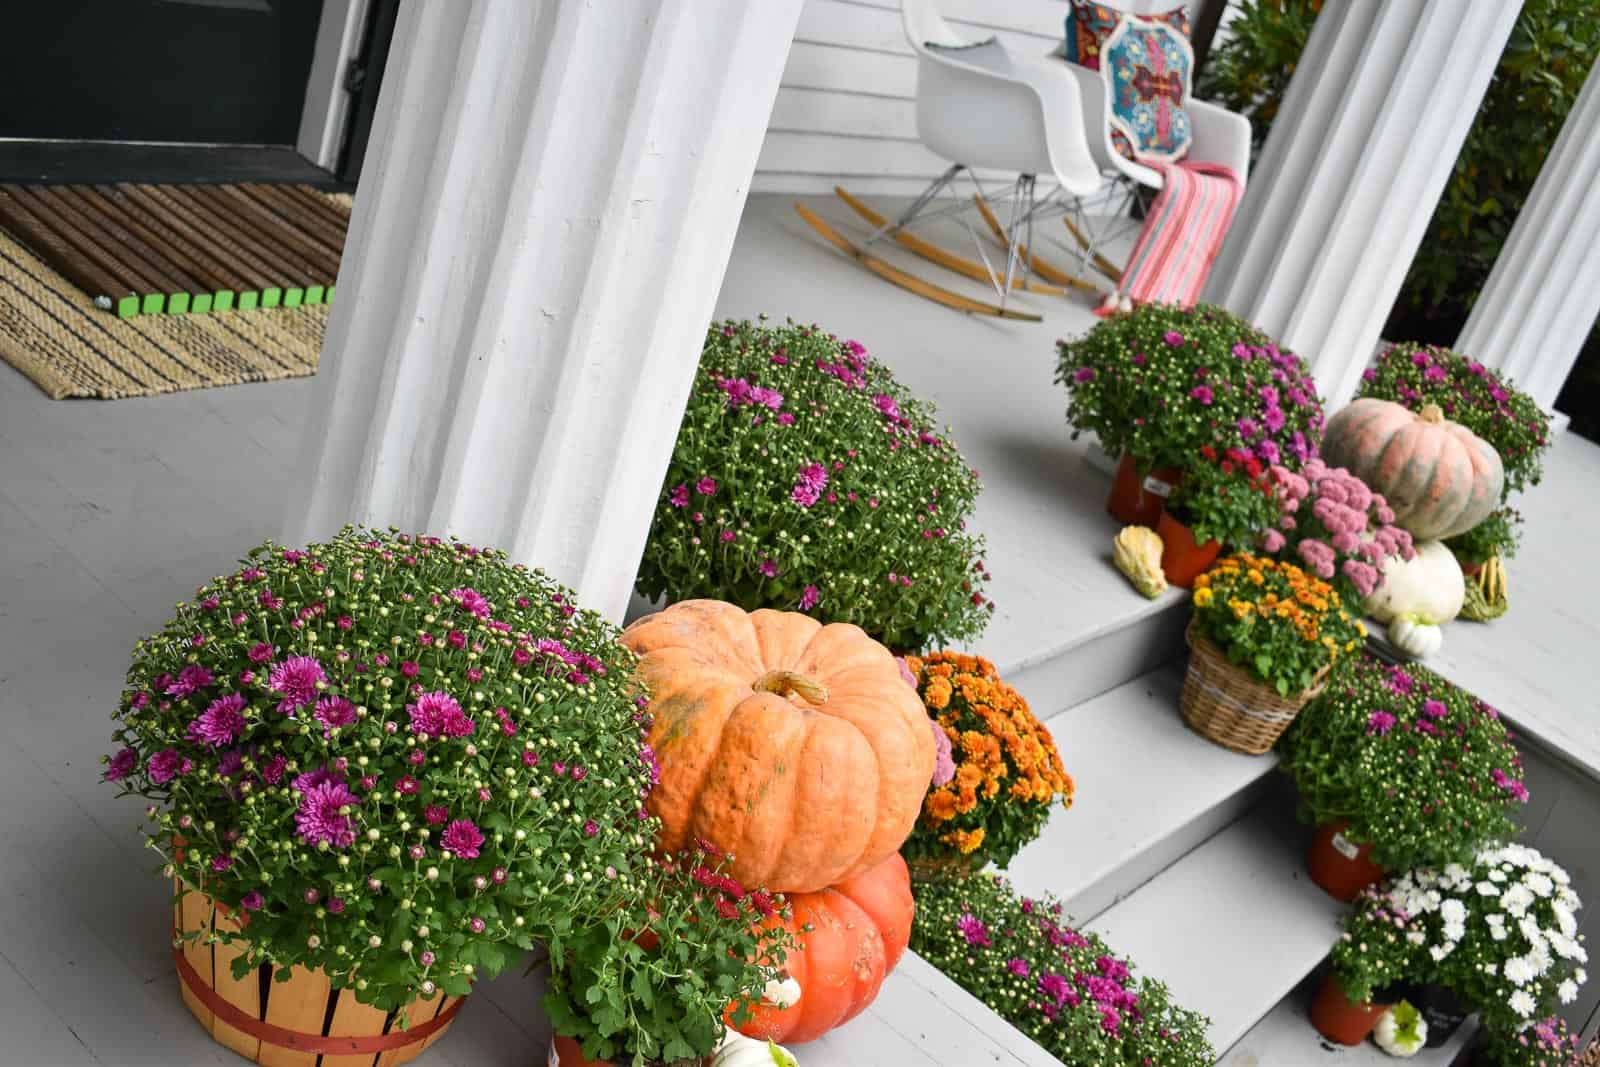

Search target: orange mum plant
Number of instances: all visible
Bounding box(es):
[901,653,1073,875]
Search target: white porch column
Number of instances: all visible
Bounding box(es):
[1202,0,1522,410]
[1455,60,1600,413]
[286,0,803,621]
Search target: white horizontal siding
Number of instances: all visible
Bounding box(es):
[760,0,1071,193]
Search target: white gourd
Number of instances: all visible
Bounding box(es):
[1364,540,1465,626]
[1373,1001,1427,1057]
[1389,616,1444,660]
[712,1028,800,1067]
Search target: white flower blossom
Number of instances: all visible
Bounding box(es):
[1526,872,1554,898]
[1502,884,1536,917]
[1503,957,1536,985]
[1476,881,1500,897]
[1559,980,1579,1004]
[1429,942,1456,962]
[1440,899,1467,924]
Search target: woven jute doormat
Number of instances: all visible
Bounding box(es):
[0,226,328,398]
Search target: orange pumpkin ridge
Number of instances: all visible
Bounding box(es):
[622,600,934,894]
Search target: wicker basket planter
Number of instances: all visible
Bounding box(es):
[173,880,463,1066]
[1180,620,1330,755]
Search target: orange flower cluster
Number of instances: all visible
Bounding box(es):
[1192,552,1363,652]
[904,652,1074,866]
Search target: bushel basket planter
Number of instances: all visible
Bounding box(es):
[1179,620,1330,755]
[173,880,463,1066]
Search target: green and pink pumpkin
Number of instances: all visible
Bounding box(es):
[1322,399,1503,541]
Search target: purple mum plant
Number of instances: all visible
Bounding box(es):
[638,318,991,652]
[104,528,657,1010]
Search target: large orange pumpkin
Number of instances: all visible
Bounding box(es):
[731,853,914,1044]
[622,600,934,893]
[1321,399,1504,540]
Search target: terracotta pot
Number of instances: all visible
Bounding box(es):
[1307,821,1387,902]
[173,879,462,1065]
[548,1035,705,1067]
[1156,510,1221,588]
[1310,973,1390,1046]
[1107,454,1181,526]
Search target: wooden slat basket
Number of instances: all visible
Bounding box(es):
[173,880,464,1067]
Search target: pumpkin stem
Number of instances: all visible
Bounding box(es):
[1418,403,1445,424]
[752,669,829,706]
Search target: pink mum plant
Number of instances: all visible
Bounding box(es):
[1260,457,1415,603]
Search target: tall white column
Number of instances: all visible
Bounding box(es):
[1203,0,1522,410]
[1455,60,1600,413]
[287,0,803,621]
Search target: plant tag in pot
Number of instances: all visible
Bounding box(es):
[1142,475,1173,497]
[1332,832,1361,861]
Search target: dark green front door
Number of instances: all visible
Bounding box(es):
[0,0,325,145]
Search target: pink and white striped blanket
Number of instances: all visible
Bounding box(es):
[1096,160,1243,314]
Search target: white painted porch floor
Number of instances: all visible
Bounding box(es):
[2,190,1598,1066]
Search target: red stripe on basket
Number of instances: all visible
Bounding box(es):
[172,942,465,1053]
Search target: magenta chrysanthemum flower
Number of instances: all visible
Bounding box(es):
[758,558,778,578]
[104,747,138,781]
[295,780,360,848]
[1189,385,1214,406]
[293,764,344,794]
[425,804,449,825]
[449,587,493,618]
[248,642,275,664]
[798,584,820,612]
[240,891,264,911]
[669,484,689,508]
[408,691,474,739]
[147,748,186,785]
[1006,957,1030,977]
[261,754,287,785]
[1038,973,1072,1007]
[314,695,358,732]
[955,912,991,947]
[1366,710,1397,736]
[696,477,718,496]
[166,664,215,698]
[791,462,828,508]
[1422,699,1448,720]
[440,819,485,859]
[1073,366,1095,383]
[1163,330,1184,346]
[269,656,325,714]
[188,692,248,747]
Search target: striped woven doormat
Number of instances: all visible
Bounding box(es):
[0,182,348,317]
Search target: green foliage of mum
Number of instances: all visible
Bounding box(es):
[1278,654,1526,873]
[637,318,991,651]
[1054,303,1323,473]
[104,529,655,1010]
[912,874,1214,1066]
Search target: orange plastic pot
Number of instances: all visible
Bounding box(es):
[1107,454,1180,526]
[1310,972,1390,1046]
[1308,822,1387,902]
[1156,510,1221,589]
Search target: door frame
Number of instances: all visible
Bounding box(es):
[297,0,372,170]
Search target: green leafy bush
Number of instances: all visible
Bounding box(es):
[1446,507,1523,567]
[1195,0,1323,157]
[637,318,991,652]
[912,873,1214,1065]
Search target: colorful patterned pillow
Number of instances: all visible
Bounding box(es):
[1101,16,1194,164]
[1063,1,1190,72]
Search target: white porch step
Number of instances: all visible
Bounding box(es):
[1006,663,1280,922]
[1219,972,1479,1066]
[1084,802,1345,1055]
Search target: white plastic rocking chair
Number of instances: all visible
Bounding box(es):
[862,0,1252,313]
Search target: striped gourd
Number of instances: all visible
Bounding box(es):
[1322,399,1503,541]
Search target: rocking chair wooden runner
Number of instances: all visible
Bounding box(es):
[796,0,1251,321]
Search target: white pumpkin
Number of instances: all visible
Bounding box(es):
[712,1028,799,1067]
[1373,1001,1427,1057]
[1364,540,1465,626]
[1389,616,1443,660]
